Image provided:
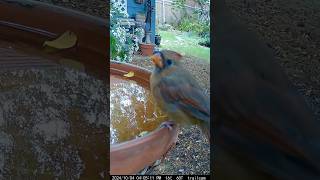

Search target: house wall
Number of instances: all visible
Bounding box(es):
[127,0,156,43]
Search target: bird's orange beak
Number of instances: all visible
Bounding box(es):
[150,54,163,68]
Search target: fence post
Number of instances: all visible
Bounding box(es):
[162,0,165,24]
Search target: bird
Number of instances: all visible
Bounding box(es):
[149,50,210,141]
[213,0,320,179]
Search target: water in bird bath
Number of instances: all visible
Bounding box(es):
[110,75,167,144]
[0,67,108,179]
[0,41,108,178]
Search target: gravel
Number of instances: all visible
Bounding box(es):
[225,0,320,121]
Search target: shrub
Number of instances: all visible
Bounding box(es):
[110,1,138,62]
[173,0,210,44]
[158,23,173,31]
[198,34,210,47]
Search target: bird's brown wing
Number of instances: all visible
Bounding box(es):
[213,0,320,178]
[157,73,210,123]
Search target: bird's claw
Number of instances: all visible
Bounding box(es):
[160,121,175,130]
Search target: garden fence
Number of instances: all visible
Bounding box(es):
[155,0,209,25]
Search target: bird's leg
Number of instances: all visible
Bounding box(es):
[159,120,175,130]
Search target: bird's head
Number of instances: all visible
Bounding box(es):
[150,50,183,72]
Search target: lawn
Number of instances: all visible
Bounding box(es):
[158,30,210,61]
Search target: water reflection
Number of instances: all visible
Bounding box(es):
[110,75,167,144]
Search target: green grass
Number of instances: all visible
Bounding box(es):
[158,30,210,61]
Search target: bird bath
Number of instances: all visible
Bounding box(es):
[0,1,108,178]
[110,61,179,175]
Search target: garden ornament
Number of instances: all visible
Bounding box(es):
[213,0,320,179]
[149,50,210,141]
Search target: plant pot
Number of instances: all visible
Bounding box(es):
[139,43,155,56]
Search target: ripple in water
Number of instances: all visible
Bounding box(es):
[110,75,167,144]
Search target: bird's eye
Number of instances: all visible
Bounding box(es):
[166,59,172,66]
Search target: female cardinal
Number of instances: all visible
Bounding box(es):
[149,50,210,141]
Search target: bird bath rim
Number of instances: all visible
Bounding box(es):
[110,61,179,175]
[0,0,107,82]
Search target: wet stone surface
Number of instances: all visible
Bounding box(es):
[0,67,108,178]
